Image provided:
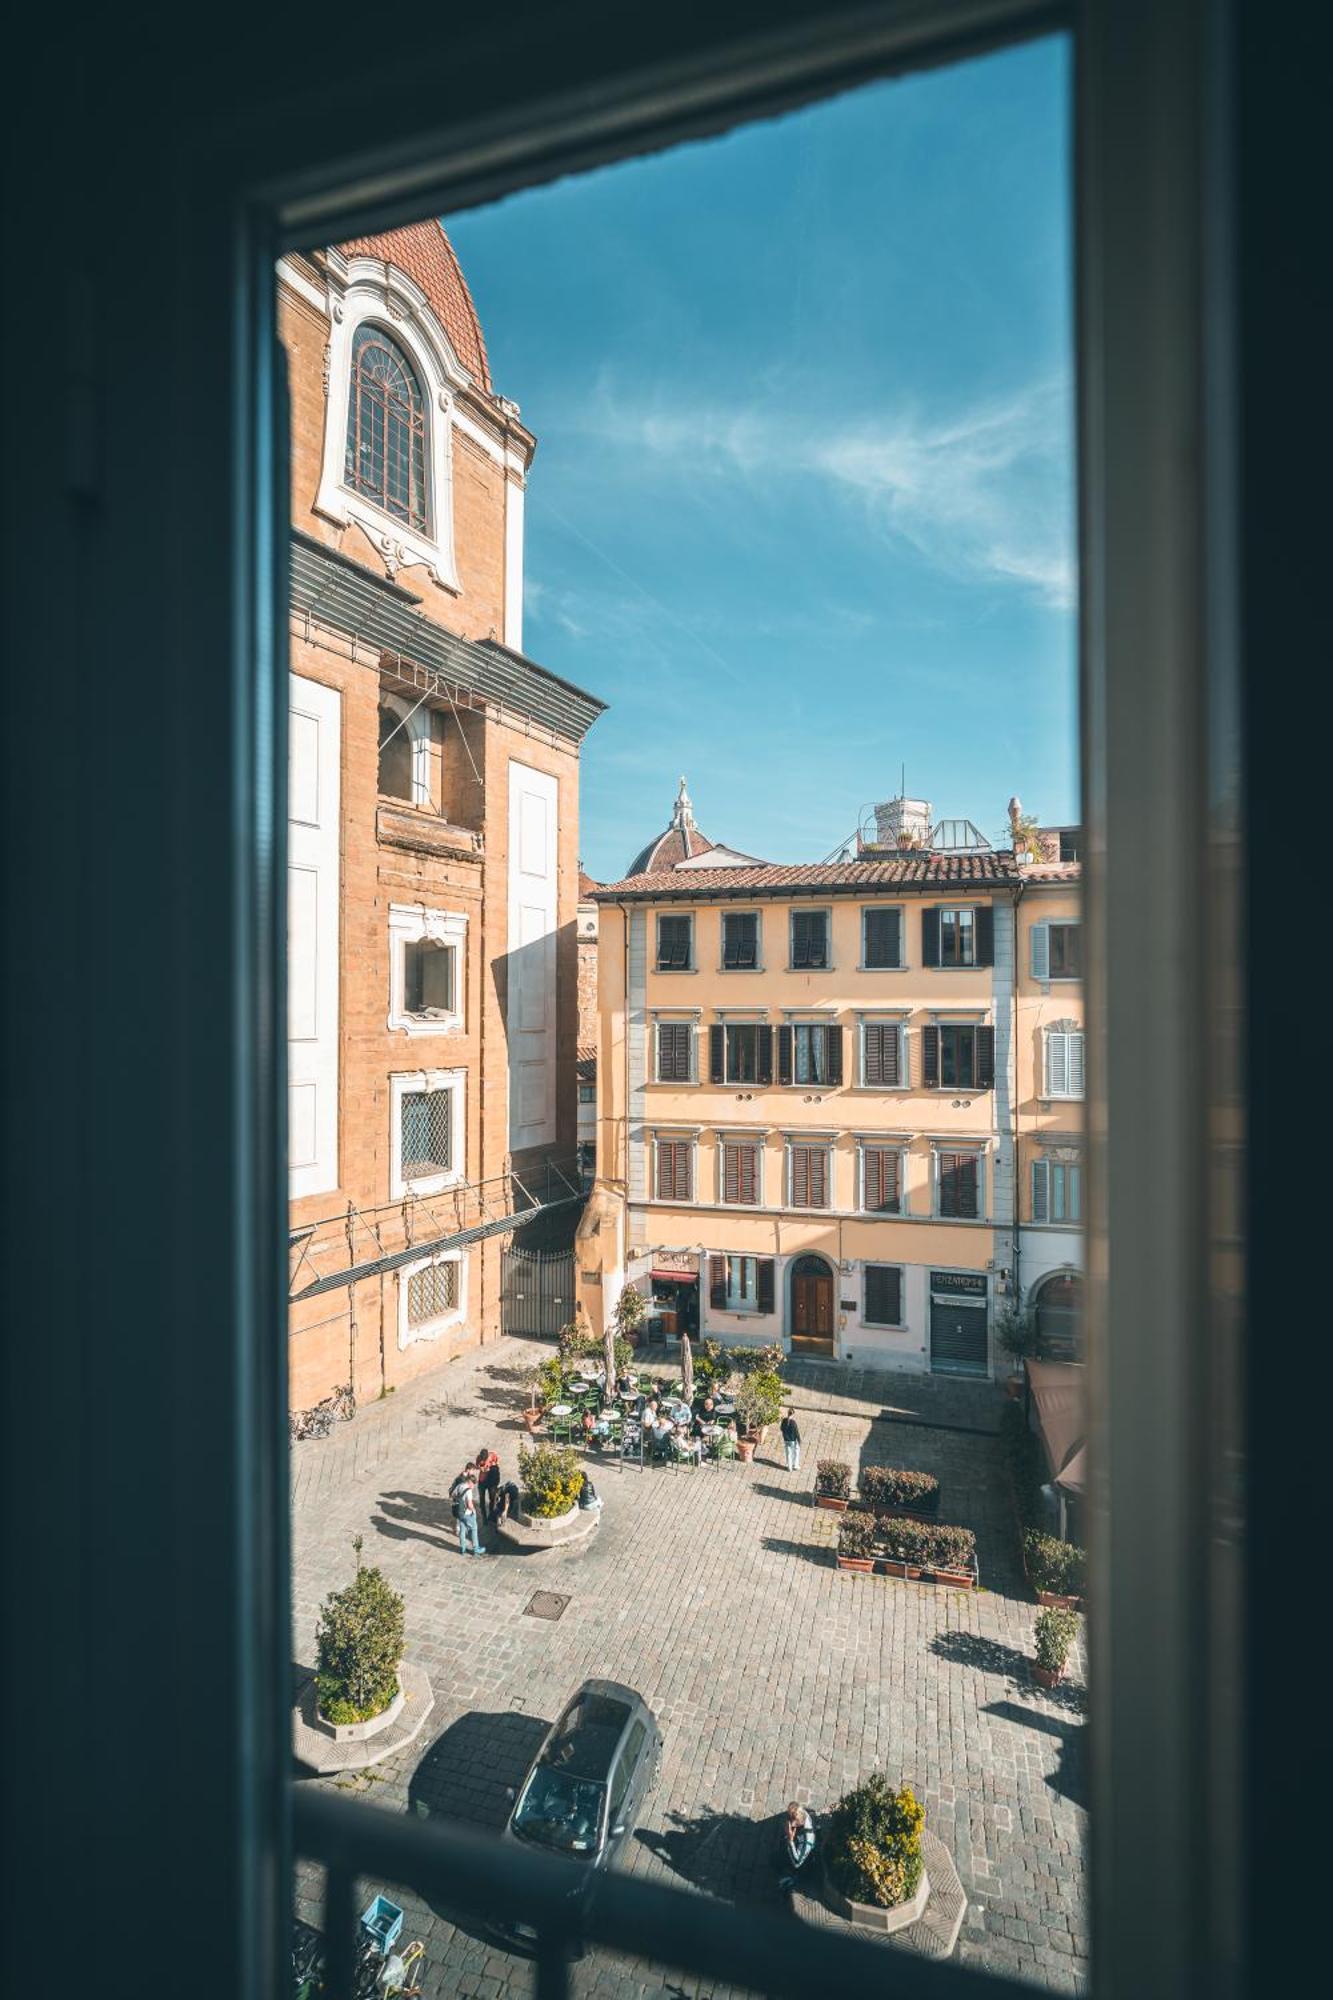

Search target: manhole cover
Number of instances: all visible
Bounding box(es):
[523,1591,570,1621]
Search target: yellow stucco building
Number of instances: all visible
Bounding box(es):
[577,784,1082,1378]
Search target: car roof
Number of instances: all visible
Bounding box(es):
[539,1681,654,1783]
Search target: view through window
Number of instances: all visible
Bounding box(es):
[285,32,1085,1993]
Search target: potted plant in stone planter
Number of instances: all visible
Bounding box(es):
[518,1442,584,1523]
[995,1297,1038,1397]
[1032,1604,1079,1687]
[836,1511,878,1573]
[814,1459,852,1511]
[821,1775,930,1933]
[315,1537,406,1737]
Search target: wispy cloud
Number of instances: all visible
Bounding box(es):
[578,373,1076,611]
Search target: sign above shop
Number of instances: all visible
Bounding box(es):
[652,1250,698,1273]
[930,1271,988,1297]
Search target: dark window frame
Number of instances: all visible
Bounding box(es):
[656,913,694,972]
[344,321,430,531]
[720,910,761,970]
[788,907,830,969]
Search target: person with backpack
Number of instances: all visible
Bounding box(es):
[450,1462,485,1556]
[780,1407,802,1473]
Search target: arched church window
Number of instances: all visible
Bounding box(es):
[344,324,429,530]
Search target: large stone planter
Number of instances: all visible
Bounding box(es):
[317,1676,407,1743]
[498,1499,600,1550]
[293,1660,434,1777]
[826,1867,931,1935]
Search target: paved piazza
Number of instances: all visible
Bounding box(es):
[292,1340,1088,1995]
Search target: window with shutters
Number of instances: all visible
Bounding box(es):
[720,1138,761,1206]
[655,1020,694,1083]
[399,1250,464,1347]
[859,1144,902,1214]
[725,1255,760,1310]
[390,1066,464,1197]
[936,1148,983,1220]
[654,1136,694,1202]
[1049,922,1081,978]
[1044,1025,1085,1098]
[861,906,904,969]
[708,1253,774,1315]
[1032,1157,1083,1222]
[789,908,830,969]
[861,1020,905,1088]
[721,911,761,970]
[793,1023,836,1084]
[656,914,693,971]
[923,1022,995,1089]
[788,1141,831,1209]
[720,1023,771,1085]
[938,906,976,966]
[863,1263,904,1326]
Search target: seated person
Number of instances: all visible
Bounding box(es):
[616,1369,636,1396]
[577,1471,602,1512]
[581,1408,597,1440]
[778,1803,817,1891]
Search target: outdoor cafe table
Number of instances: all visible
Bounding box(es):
[549,1403,573,1419]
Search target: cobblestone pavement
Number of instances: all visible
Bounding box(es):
[292,1343,1088,1996]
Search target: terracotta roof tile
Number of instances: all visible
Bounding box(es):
[1020,861,1083,882]
[576,1046,598,1082]
[337,221,491,390]
[594,853,1021,900]
[578,870,602,901]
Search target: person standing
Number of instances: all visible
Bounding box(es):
[780,1407,802,1473]
[474,1444,500,1523]
[451,1462,485,1557]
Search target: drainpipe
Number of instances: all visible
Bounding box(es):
[1011,879,1024,1311]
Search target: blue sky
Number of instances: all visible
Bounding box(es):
[448,35,1075,883]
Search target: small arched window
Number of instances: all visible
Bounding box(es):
[344,324,429,530]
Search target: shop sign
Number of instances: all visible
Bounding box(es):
[930,1271,988,1297]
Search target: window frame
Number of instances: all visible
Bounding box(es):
[398,1247,466,1348]
[723,1022,764,1085]
[937,904,977,967]
[932,1143,985,1222]
[1044,1022,1086,1099]
[1032,1154,1083,1224]
[344,320,431,535]
[857,1139,904,1216]
[655,912,694,972]
[653,1017,696,1084]
[786,1137,832,1211]
[390,1067,465,1198]
[652,1132,696,1205]
[720,908,762,971]
[387,904,466,1037]
[717,1133,762,1207]
[1048,919,1082,979]
[788,906,831,970]
[724,1254,762,1312]
[860,904,905,970]
[861,1261,905,1327]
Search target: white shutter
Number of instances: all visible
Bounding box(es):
[1046,1030,1068,1097]
[288,675,341,1198]
[1069,1032,1086,1097]
[1031,1159,1050,1221]
[1030,921,1050,981]
[508,761,558,1149]
[898,1027,910,1088]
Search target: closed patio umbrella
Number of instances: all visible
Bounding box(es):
[604,1315,617,1401]
[680,1330,694,1405]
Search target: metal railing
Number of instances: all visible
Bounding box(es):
[292,1788,1008,2000]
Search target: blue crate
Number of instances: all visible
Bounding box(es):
[359,1893,404,1954]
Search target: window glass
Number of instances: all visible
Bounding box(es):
[378,701,414,800]
[401,1088,451,1177]
[939,1024,977,1088]
[726,1255,757,1306]
[1049,922,1082,977]
[345,323,429,529]
[725,1025,758,1082]
[793,1023,828,1083]
[404,939,454,1016]
[940,907,976,966]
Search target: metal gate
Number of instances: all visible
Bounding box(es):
[929,1271,990,1377]
[501,1247,575,1338]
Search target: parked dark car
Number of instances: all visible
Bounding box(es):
[500,1679,662,1949]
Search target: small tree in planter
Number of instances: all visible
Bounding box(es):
[693,1338,730,1397]
[836,1511,878,1572]
[824,1774,926,1910]
[815,1459,852,1510]
[735,1368,784,1444]
[518,1442,584,1519]
[729,1341,785,1379]
[613,1283,647,1348]
[1024,1531,1087,1604]
[995,1298,1038,1394]
[1033,1604,1079,1686]
[315,1537,406,1726]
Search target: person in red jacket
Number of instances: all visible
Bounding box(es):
[474,1444,500,1523]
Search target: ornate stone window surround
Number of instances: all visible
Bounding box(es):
[387,903,467,1037]
[315,250,468,590]
[397,1247,467,1349]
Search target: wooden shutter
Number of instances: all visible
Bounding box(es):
[1046,1031,1067,1096]
[1031,1159,1049,1221]
[756,1258,775,1314]
[723,1140,756,1206]
[863,1147,899,1213]
[1069,1032,1086,1095]
[657,915,690,969]
[975,905,995,966]
[777,1024,793,1085]
[921,906,941,966]
[657,1021,691,1082]
[976,1025,996,1089]
[826,1025,843,1086]
[709,1024,724,1083]
[709,1254,727,1309]
[756,1024,773,1085]
[865,1265,901,1325]
[958,1154,979,1217]
[1030,922,1050,980]
[790,1145,809,1207]
[809,1147,828,1206]
[864,906,901,968]
[922,1025,940,1088]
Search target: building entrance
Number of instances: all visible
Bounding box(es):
[790,1254,835,1355]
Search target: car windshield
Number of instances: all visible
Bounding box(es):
[511,1767,605,1857]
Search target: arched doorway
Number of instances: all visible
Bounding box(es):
[1034,1271,1083,1360]
[789,1253,835,1355]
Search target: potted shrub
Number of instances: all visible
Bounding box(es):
[735,1367,784,1448]
[315,1538,406,1733]
[874,1519,977,1585]
[995,1298,1038,1397]
[836,1511,878,1573]
[1032,1604,1079,1687]
[1023,1530,1086,1607]
[822,1775,929,1932]
[613,1283,647,1348]
[814,1459,852,1511]
[532,1354,564,1420]
[859,1465,940,1519]
[517,1442,584,1521]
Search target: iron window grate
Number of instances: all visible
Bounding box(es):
[407,1259,456,1326]
[401,1088,451,1179]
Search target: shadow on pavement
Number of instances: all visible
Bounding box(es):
[760,1535,833,1566]
[930,1629,1031,1677]
[984,1698,1088,1808]
[371,1489,455,1550]
[634,1807,784,1905]
[750,1481,815,1507]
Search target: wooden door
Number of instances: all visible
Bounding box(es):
[792,1270,833,1340]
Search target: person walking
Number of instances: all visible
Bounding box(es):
[780,1407,802,1473]
[777,1802,816,1892]
[450,1462,486,1557]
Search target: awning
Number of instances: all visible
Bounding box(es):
[651,1269,698,1284]
[1025,1357,1085,1486]
[1054,1442,1086,1496]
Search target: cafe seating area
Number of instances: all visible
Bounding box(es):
[536,1366,744,1471]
